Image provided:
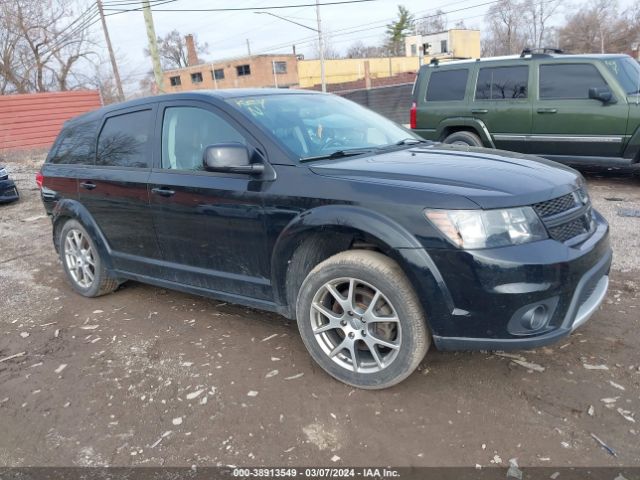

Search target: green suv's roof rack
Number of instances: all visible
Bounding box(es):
[520,47,565,58]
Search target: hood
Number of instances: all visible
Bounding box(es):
[309,144,581,209]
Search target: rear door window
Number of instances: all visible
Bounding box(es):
[475,66,528,100]
[96,109,153,168]
[426,69,469,101]
[50,120,99,165]
[539,64,608,99]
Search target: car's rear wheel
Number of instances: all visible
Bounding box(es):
[59,219,119,297]
[443,130,483,147]
[296,250,429,389]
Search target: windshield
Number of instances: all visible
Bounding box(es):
[603,57,640,94]
[228,93,420,160]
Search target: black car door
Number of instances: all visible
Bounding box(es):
[78,105,162,275]
[148,100,272,301]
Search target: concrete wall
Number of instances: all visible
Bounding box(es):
[298,57,420,88]
[162,54,299,92]
[405,29,481,60]
[0,90,102,152]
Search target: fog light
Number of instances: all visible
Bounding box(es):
[521,305,548,331]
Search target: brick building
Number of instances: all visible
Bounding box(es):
[162,53,300,92]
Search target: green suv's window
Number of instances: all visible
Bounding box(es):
[475,66,528,100]
[539,64,608,100]
[426,69,468,101]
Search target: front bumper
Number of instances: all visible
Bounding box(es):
[0,179,19,203]
[424,210,612,351]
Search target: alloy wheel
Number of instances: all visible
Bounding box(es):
[309,277,401,374]
[64,228,96,289]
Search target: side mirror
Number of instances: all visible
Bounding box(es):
[588,87,615,104]
[203,143,264,175]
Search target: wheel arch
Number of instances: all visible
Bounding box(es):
[271,205,454,328]
[436,117,495,148]
[51,199,115,271]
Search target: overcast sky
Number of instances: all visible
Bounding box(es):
[91,0,631,90]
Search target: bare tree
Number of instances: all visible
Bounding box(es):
[345,41,386,58]
[522,0,560,49]
[145,30,209,69]
[416,9,447,35]
[557,0,637,53]
[0,0,97,93]
[482,0,527,56]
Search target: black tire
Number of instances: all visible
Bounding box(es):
[443,130,483,147]
[59,219,120,297]
[296,250,430,389]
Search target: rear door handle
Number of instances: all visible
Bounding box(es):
[80,181,96,190]
[537,108,558,114]
[471,109,488,114]
[151,187,176,197]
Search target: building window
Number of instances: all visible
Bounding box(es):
[191,72,203,83]
[273,61,287,74]
[236,64,251,76]
[410,44,417,56]
[440,39,448,53]
[169,75,181,86]
[213,68,225,80]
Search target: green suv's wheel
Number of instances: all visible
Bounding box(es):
[59,219,120,297]
[296,250,429,389]
[443,130,483,147]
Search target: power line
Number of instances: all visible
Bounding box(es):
[102,0,377,13]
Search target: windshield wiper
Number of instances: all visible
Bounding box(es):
[300,148,375,162]
[394,138,429,146]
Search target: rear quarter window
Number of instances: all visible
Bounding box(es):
[49,120,99,165]
[425,69,469,102]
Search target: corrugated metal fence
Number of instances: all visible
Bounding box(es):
[0,90,102,152]
[336,83,413,125]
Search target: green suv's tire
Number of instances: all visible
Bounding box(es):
[296,250,429,389]
[59,219,120,297]
[443,130,483,147]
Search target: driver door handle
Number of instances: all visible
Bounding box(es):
[151,187,176,197]
[537,108,558,114]
[471,109,488,114]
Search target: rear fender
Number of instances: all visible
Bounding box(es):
[51,199,114,271]
[437,117,496,148]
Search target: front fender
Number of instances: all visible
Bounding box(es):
[270,205,455,327]
[51,199,114,271]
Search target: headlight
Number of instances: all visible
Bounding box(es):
[425,207,548,249]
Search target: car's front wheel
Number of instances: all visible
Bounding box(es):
[296,250,429,389]
[59,219,120,297]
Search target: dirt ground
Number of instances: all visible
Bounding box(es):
[0,156,639,468]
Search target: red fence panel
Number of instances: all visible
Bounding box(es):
[0,90,102,152]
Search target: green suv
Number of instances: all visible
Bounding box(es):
[411,51,640,168]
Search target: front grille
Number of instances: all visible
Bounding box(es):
[533,193,577,218]
[533,189,593,244]
[548,215,591,242]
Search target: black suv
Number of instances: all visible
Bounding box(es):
[39,90,611,389]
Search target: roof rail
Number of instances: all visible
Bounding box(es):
[430,57,439,66]
[520,47,565,58]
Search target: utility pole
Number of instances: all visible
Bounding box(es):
[96,0,124,101]
[246,39,251,56]
[315,0,326,92]
[142,0,163,92]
